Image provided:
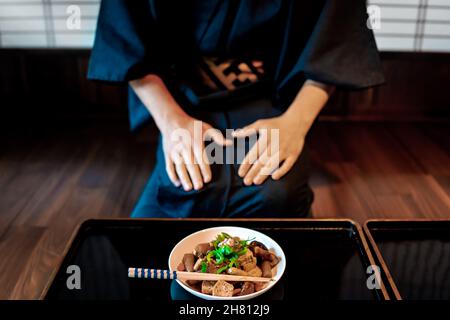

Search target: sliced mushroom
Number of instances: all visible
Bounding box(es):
[269,253,280,267]
[177,261,186,272]
[194,243,213,258]
[193,257,203,271]
[183,253,196,272]
[186,279,201,286]
[227,267,248,276]
[261,260,272,278]
[249,241,268,252]
[247,266,262,278]
[207,262,219,274]
[254,281,267,292]
[254,246,272,260]
[254,247,280,267]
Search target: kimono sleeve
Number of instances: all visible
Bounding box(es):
[88,0,168,82]
[278,0,385,95]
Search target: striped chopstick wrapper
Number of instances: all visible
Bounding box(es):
[128,268,177,280]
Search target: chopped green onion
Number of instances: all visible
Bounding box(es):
[236,248,247,256]
[222,232,231,239]
[215,251,224,264]
[206,251,214,263]
[202,233,257,273]
[217,265,229,274]
[221,245,232,255]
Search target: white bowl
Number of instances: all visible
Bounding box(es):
[168,226,286,300]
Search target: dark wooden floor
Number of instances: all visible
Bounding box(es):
[0,119,449,299]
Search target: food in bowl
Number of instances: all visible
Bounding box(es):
[176,232,281,297]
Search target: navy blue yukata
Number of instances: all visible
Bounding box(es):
[88,0,385,218]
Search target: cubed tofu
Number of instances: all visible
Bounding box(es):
[201,281,216,295]
[238,250,257,272]
[239,282,255,296]
[212,280,234,297]
[242,256,257,272]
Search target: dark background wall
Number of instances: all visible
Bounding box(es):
[1,49,449,130]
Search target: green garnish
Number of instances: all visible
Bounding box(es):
[221,245,233,255]
[206,233,252,273]
[216,265,229,274]
[201,261,208,273]
[236,247,247,256]
[228,256,239,268]
[206,251,214,263]
[215,250,225,264]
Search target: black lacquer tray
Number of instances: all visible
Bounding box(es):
[44,219,390,300]
[364,219,450,300]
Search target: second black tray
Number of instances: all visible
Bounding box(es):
[364,219,450,300]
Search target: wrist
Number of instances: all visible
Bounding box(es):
[158,109,191,136]
[280,108,312,137]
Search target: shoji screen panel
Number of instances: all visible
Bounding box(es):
[0,0,100,48]
[0,0,449,52]
[369,0,450,51]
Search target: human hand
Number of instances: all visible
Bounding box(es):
[232,114,306,185]
[161,115,232,191]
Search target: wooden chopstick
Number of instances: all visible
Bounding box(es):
[128,268,272,282]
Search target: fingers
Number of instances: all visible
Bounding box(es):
[271,157,296,180]
[193,142,212,184]
[181,149,204,190]
[242,150,271,186]
[232,121,259,138]
[170,150,208,191]
[238,131,268,178]
[253,154,281,185]
[204,125,232,146]
[172,153,193,191]
[167,120,252,191]
[164,154,181,187]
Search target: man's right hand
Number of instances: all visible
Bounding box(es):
[161,115,231,191]
[130,74,231,191]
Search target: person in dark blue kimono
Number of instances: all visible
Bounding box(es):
[88,0,384,218]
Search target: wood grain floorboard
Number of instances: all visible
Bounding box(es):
[0,120,448,299]
[309,122,450,219]
[0,226,46,299]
